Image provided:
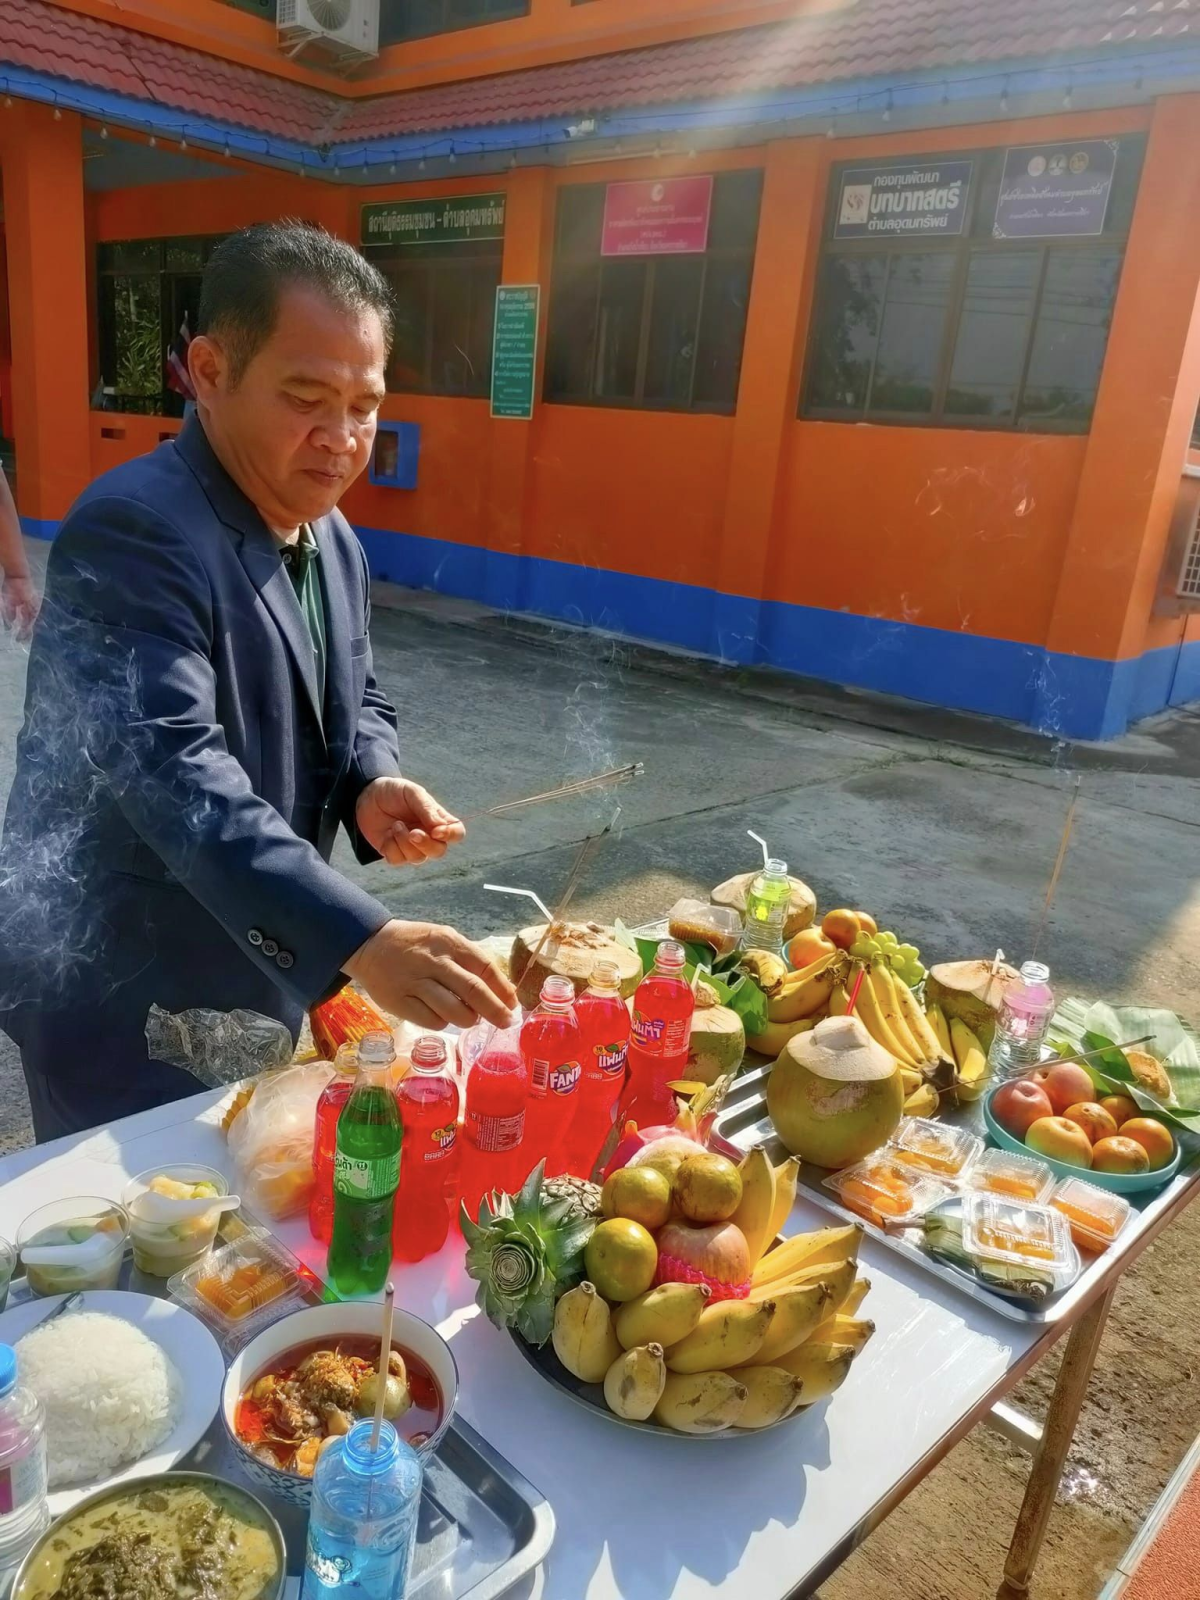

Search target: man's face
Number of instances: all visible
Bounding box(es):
[191,283,387,532]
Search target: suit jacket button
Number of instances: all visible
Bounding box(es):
[248,929,264,947]
[276,950,294,970]
[262,938,280,957]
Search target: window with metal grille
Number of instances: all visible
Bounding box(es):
[802,138,1145,434]
[379,0,528,43]
[1178,505,1200,601]
[363,238,503,397]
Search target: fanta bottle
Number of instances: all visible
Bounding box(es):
[569,960,631,1179]
[393,1035,460,1262]
[620,940,694,1132]
[520,977,583,1178]
[457,1025,528,1226]
[308,1044,360,1245]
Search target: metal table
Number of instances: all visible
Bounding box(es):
[1,1083,1197,1597]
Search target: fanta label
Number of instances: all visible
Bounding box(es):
[595,1042,629,1077]
[549,1061,581,1095]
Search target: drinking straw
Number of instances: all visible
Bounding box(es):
[483,884,555,923]
[746,830,770,868]
[990,948,1006,978]
[845,966,867,1015]
[371,1281,396,1454]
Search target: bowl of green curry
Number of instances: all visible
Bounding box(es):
[12,1471,286,1600]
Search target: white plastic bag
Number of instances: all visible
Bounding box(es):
[225,1060,335,1220]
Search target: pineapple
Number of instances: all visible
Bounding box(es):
[461,1162,596,1346]
[542,1175,602,1221]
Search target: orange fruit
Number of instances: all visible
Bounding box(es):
[1119,1117,1174,1171]
[1062,1102,1118,1146]
[787,928,837,970]
[1090,1136,1150,1174]
[601,1166,672,1230]
[856,912,879,936]
[821,909,863,950]
[584,1219,658,1302]
[1099,1094,1138,1128]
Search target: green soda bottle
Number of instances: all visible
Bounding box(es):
[327,1032,402,1299]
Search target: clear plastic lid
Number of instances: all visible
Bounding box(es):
[824,1155,952,1228]
[966,1148,1055,1206]
[888,1117,983,1180]
[169,1228,314,1349]
[961,1192,1075,1275]
[667,899,742,957]
[1050,1177,1133,1253]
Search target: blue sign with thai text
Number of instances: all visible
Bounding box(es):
[994,141,1117,238]
[834,159,973,240]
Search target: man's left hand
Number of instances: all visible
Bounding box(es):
[356,777,465,867]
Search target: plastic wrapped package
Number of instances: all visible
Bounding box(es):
[224,1060,336,1219]
[145,1003,295,1088]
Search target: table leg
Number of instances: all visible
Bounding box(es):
[997,1287,1116,1600]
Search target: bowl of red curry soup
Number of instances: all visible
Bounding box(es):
[222,1302,458,1508]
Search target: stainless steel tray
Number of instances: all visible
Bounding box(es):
[2,1239,555,1599]
[712,1062,1200,1326]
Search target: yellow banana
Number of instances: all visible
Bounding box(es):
[771,1342,855,1403]
[603,1343,666,1420]
[613,1282,711,1351]
[752,1224,862,1286]
[552,1282,621,1382]
[748,1258,856,1310]
[745,1017,816,1059]
[853,963,919,1066]
[903,1083,940,1117]
[828,982,850,1017]
[900,1067,923,1097]
[950,1017,989,1103]
[836,1276,870,1316]
[730,1148,777,1266]
[665,1298,775,1374]
[729,1365,804,1429]
[766,1156,801,1243]
[808,1315,875,1355]
[766,954,841,1024]
[893,974,950,1065]
[739,950,789,990]
[927,1003,953,1058]
[654,1370,748,1433]
[739,1283,831,1365]
[870,962,925,1065]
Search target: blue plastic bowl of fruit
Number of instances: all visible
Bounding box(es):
[982,1089,1182,1194]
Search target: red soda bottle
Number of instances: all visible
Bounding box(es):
[393,1035,460,1262]
[457,1026,528,1227]
[308,1044,359,1244]
[621,940,694,1132]
[520,977,584,1178]
[569,960,631,1179]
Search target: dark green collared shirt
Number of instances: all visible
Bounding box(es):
[280,524,326,719]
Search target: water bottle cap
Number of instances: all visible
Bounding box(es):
[0,1345,16,1398]
[359,1030,397,1066]
[655,940,686,972]
[1019,961,1050,985]
[589,959,621,990]
[540,975,576,1007]
[410,1034,448,1073]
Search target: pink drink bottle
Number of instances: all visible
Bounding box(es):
[568,960,632,1179]
[457,1025,528,1226]
[393,1035,460,1262]
[620,940,694,1133]
[520,977,584,1178]
[308,1046,359,1245]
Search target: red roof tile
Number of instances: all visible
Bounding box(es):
[0,0,1184,148]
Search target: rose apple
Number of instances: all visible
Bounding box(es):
[1062,1101,1119,1146]
[1118,1118,1174,1171]
[1025,1116,1094,1169]
[1036,1063,1098,1116]
[787,928,838,970]
[1090,1136,1150,1174]
[1099,1094,1139,1128]
[992,1079,1054,1140]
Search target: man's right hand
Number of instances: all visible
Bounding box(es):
[344,919,517,1031]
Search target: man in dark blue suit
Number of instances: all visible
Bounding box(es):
[0,222,515,1140]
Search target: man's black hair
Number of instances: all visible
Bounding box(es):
[198,220,394,384]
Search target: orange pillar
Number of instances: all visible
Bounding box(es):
[484,165,555,610]
[1037,93,1200,735]
[715,138,822,661]
[0,103,91,530]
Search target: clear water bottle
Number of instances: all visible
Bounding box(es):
[741,859,791,954]
[988,961,1056,1079]
[302,1418,423,1600]
[0,1345,49,1594]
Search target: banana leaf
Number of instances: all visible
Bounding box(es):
[1049,996,1200,1129]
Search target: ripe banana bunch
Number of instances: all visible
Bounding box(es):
[765,951,847,1025]
[553,1282,621,1383]
[730,1148,801,1267]
[604,1343,667,1420]
[613,1282,711,1350]
[827,960,954,1110]
[945,1012,989,1103]
[654,1370,748,1433]
[665,1298,776,1373]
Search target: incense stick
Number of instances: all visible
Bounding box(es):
[371,1282,396,1454]
[462,764,644,823]
[1032,776,1081,959]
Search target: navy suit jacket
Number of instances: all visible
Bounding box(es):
[0,419,399,1136]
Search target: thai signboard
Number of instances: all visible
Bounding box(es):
[834,159,973,239]
[490,285,540,421]
[994,141,1117,238]
[361,194,506,247]
[601,176,714,256]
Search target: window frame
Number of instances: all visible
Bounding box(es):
[379,0,530,45]
[544,170,763,416]
[801,142,1140,436]
[364,236,504,399]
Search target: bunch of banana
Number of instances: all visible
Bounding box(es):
[827,958,954,1113]
[763,950,848,1025]
[928,1005,990,1103]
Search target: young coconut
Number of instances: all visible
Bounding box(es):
[509,922,641,1011]
[686,982,746,1087]
[924,960,1018,1050]
[766,1015,904,1170]
[710,873,817,942]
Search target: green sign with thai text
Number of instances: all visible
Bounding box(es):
[361,194,506,247]
[490,285,540,421]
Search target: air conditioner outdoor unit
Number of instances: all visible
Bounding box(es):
[277,0,378,65]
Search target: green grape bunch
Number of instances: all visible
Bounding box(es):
[850,928,926,987]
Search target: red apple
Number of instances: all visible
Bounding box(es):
[1035,1063,1097,1116]
[992,1079,1054,1140]
[1026,1116,1094,1169]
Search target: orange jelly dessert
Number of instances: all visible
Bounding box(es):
[889,1117,983,1180]
[825,1156,951,1227]
[1050,1177,1132,1253]
[967,1149,1054,1206]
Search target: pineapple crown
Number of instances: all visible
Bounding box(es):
[461,1160,596,1347]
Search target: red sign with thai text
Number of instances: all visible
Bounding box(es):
[600,176,714,257]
